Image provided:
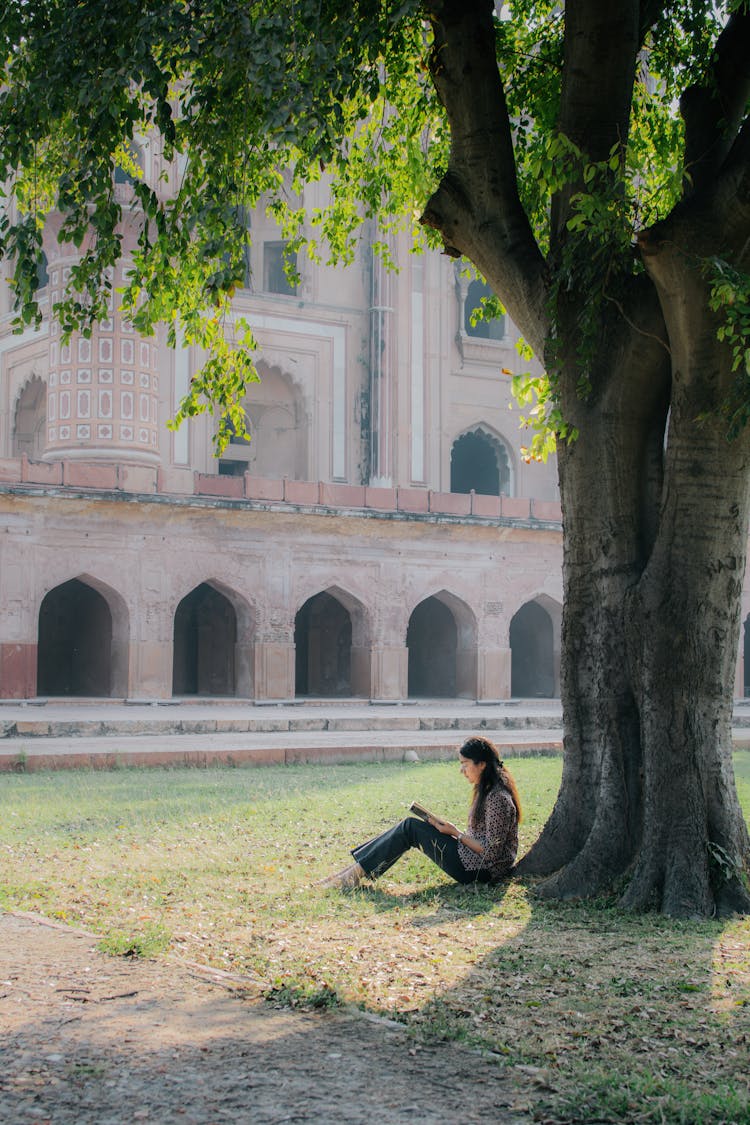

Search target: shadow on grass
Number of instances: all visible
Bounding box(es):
[359,879,512,923]
[403,882,750,1125]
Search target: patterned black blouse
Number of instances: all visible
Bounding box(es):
[457,784,518,879]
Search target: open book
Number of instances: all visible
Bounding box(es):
[409,801,437,823]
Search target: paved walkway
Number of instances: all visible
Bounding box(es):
[0,699,564,769]
[0,911,532,1125]
[2,697,749,770]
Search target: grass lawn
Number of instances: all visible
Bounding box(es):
[2,752,749,1124]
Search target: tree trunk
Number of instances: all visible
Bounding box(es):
[518,251,750,917]
[516,283,669,898]
[621,244,750,915]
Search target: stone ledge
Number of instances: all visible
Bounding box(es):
[0,459,563,526]
[0,740,564,772]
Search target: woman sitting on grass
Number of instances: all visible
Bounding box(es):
[319,736,522,890]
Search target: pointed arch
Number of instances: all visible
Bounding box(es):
[221,362,309,480]
[293,585,371,698]
[37,574,129,697]
[172,580,255,697]
[509,594,562,698]
[406,590,478,699]
[13,375,47,460]
[450,424,514,497]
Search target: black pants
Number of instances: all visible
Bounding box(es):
[351,816,493,885]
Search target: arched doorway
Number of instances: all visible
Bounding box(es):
[407,597,458,697]
[13,375,47,460]
[172,584,238,696]
[38,579,114,696]
[450,428,512,496]
[510,601,555,698]
[295,592,353,697]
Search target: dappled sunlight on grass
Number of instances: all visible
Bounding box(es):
[710,917,750,1015]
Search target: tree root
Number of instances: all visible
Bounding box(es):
[526,843,628,902]
[714,877,750,917]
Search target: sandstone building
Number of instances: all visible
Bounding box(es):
[4,165,737,703]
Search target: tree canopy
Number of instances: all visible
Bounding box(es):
[2,1,743,445]
[0,3,745,431]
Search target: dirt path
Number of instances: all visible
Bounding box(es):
[0,911,531,1124]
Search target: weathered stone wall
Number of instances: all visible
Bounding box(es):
[0,483,563,701]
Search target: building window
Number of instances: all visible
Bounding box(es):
[464,280,505,340]
[218,460,247,476]
[114,142,146,186]
[37,251,49,291]
[227,413,251,446]
[450,428,512,496]
[263,241,297,296]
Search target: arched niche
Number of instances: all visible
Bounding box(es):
[172,581,253,697]
[37,575,129,697]
[407,591,478,699]
[220,365,308,481]
[294,587,369,697]
[509,596,562,698]
[450,426,513,496]
[13,375,47,460]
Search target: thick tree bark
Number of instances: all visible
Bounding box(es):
[620,232,750,915]
[421,0,549,354]
[521,267,750,915]
[517,280,671,898]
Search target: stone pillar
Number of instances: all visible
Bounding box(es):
[254,642,295,700]
[370,645,408,699]
[368,234,395,487]
[235,643,255,699]
[130,641,173,699]
[44,255,161,466]
[350,645,372,698]
[456,646,478,699]
[1,546,40,698]
[477,648,511,701]
[0,643,37,699]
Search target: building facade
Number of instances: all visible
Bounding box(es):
[7,166,729,702]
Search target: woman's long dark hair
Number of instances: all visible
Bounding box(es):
[459,736,522,822]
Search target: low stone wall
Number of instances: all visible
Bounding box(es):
[0,454,563,524]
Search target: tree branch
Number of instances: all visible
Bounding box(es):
[681,9,750,197]
[558,0,641,161]
[641,112,750,279]
[551,0,641,243]
[720,115,750,262]
[638,0,664,43]
[420,0,548,356]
